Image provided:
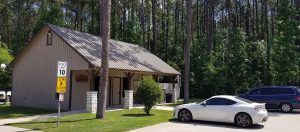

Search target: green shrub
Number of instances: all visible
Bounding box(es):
[134,76,163,115]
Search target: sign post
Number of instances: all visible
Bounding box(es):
[56,61,67,128]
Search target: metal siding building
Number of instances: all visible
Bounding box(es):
[10,25,180,110]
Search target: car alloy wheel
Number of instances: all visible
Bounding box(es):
[235,113,252,128]
[179,109,192,122]
[280,103,292,113]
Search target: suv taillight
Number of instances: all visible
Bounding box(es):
[297,96,300,101]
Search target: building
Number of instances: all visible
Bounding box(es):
[9,24,180,110]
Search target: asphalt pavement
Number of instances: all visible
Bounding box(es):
[130,110,300,132]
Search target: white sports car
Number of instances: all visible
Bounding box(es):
[173,95,268,127]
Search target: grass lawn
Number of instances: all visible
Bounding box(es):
[0,103,55,119]
[163,98,205,107]
[10,109,172,132]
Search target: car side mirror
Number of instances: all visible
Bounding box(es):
[201,102,206,107]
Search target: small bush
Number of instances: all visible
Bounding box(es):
[134,76,163,115]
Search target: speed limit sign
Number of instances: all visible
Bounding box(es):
[56,61,68,93]
[57,61,67,77]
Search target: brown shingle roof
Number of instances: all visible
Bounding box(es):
[49,24,180,75]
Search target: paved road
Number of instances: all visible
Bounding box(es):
[131,110,300,132]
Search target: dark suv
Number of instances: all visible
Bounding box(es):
[239,86,300,112]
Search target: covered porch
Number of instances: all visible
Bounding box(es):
[69,69,180,111]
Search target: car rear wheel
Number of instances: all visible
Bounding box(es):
[178,109,192,122]
[235,113,252,128]
[280,103,293,113]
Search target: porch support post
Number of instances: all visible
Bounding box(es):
[152,74,159,82]
[90,71,95,91]
[171,75,178,103]
[172,88,177,103]
[87,70,99,91]
[124,90,133,109]
[125,72,134,90]
[86,91,98,113]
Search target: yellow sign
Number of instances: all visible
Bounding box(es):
[56,77,67,93]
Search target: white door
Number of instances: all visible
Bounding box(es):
[194,98,228,122]
[199,106,227,121]
[112,78,121,105]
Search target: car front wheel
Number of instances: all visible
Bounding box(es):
[178,109,192,122]
[280,103,293,113]
[235,113,252,128]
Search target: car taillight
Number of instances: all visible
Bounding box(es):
[297,96,300,101]
[254,107,263,112]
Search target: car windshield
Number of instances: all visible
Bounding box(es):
[234,96,254,104]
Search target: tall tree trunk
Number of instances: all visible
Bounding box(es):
[75,0,80,30]
[111,0,116,39]
[151,0,157,54]
[79,1,85,31]
[246,0,250,38]
[235,0,239,27]
[255,0,259,38]
[147,5,151,50]
[90,0,95,34]
[207,0,214,54]
[204,0,209,52]
[122,0,127,41]
[226,0,232,33]
[165,0,170,61]
[96,1,101,35]
[162,0,166,60]
[96,0,111,119]
[141,0,146,47]
[181,0,185,49]
[196,0,201,40]
[264,0,271,85]
[183,0,192,104]
[252,0,256,40]
[295,0,300,85]
[16,0,21,52]
[175,0,179,51]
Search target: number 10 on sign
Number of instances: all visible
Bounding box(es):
[56,61,67,93]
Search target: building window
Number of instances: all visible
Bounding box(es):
[47,30,53,46]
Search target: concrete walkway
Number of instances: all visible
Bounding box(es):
[0,125,40,132]
[134,105,174,111]
[106,104,174,111]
